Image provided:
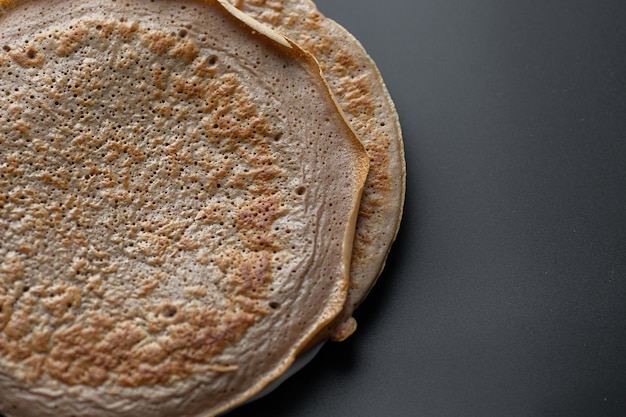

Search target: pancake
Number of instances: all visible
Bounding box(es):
[229,0,406,340]
[0,1,368,416]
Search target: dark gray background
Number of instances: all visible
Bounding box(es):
[230,0,626,416]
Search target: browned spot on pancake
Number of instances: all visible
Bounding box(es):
[172,74,205,99]
[331,49,360,75]
[357,141,392,220]
[152,65,169,90]
[0,253,24,284]
[351,228,373,261]
[0,299,11,331]
[93,20,116,39]
[235,196,285,251]
[236,251,271,295]
[169,37,199,63]
[17,353,45,382]
[55,22,88,56]
[144,31,176,55]
[30,327,52,354]
[117,21,139,40]
[3,309,30,340]
[184,285,208,298]
[9,45,43,67]
[136,272,163,298]
[195,203,225,224]
[176,236,201,251]
[338,74,377,118]
[40,285,81,318]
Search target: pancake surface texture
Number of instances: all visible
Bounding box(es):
[0,0,368,416]
[229,0,406,340]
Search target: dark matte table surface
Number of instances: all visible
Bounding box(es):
[230,0,626,416]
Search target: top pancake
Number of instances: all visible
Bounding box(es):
[0,0,368,416]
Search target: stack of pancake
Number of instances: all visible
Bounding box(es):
[0,0,404,416]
